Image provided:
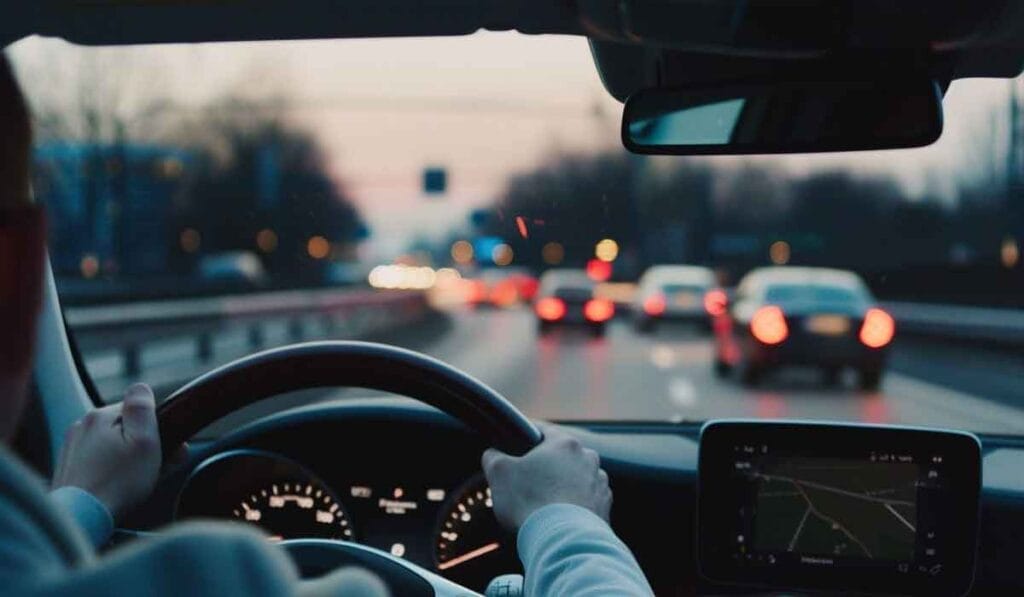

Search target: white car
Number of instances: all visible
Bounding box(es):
[633,265,717,333]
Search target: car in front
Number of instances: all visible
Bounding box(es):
[633,265,717,333]
[712,267,895,390]
[534,269,615,337]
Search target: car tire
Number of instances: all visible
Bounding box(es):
[714,358,732,378]
[537,321,553,336]
[858,368,883,391]
[590,324,607,338]
[636,318,655,334]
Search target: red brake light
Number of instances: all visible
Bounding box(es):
[643,294,666,316]
[750,305,788,345]
[703,289,728,317]
[535,297,566,321]
[859,308,895,348]
[584,299,615,323]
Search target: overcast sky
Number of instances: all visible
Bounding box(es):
[8,32,1018,258]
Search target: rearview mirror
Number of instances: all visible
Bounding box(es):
[622,80,943,155]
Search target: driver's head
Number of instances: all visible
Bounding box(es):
[0,53,46,441]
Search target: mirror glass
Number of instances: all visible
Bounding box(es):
[622,80,943,155]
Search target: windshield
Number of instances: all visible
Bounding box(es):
[9,34,1024,435]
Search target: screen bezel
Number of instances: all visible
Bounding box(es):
[697,420,981,596]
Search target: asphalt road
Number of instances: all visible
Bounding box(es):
[301,307,1024,436]
[81,303,1024,436]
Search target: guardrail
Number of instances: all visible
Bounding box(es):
[882,301,1024,347]
[66,288,434,399]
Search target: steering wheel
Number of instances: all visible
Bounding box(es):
[155,341,543,595]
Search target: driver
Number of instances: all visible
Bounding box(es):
[0,53,653,596]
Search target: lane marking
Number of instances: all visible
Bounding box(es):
[668,377,698,408]
[650,344,676,370]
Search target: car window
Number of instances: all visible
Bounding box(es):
[10,33,1024,435]
[764,284,865,306]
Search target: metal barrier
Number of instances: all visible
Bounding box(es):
[883,301,1024,346]
[65,288,433,397]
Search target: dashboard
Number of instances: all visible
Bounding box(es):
[168,407,520,591]
[133,398,1024,596]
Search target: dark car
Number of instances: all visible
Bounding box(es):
[534,269,615,337]
[712,267,895,390]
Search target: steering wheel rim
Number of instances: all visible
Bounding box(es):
[156,341,542,460]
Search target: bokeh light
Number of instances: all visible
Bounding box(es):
[769,240,791,265]
[595,238,619,262]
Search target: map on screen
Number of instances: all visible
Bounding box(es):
[750,457,919,561]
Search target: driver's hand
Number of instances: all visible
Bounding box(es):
[482,423,611,530]
[52,384,162,521]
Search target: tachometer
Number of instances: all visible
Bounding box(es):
[434,475,520,589]
[176,450,354,541]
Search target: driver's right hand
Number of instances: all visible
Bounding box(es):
[482,423,612,530]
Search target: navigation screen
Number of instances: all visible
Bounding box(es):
[750,457,918,561]
[698,422,982,596]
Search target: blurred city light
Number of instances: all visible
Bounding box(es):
[515,216,529,239]
[368,264,438,290]
[451,240,474,264]
[256,229,278,253]
[542,242,565,265]
[769,240,791,265]
[180,228,201,253]
[1002,237,1020,268]
[80,254,100,279]
[595,238,619,262]
[586,258,612,282]
[492,243,514,266]
[307,236,330,260]
[435,267,462,284]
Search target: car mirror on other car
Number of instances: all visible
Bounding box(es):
[621,79,943,155]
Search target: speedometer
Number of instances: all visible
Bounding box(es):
[434,475,521,589]
[231,480,354,541]
[176,450,354,541]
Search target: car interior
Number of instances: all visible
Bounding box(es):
[5,2,1024,596]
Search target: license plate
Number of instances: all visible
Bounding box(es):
[805,315,850,336]
[674,292,696,308]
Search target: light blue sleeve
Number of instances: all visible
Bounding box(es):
[48,487,113,549]
[517,504,654,597]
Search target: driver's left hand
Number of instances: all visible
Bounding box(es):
[52,384,162,521]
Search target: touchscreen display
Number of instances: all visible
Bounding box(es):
[698,421,981,596]
[746,455,919,563]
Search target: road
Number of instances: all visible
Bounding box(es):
[79,303,1024,436]
[294,307,1024,435]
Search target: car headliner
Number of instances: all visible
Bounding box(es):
[4,2,1024,106]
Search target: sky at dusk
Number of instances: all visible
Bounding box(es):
[8,32,1019,259]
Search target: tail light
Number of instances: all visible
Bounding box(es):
[703,289,728,317]
[584,299,615,323]
[750,305,788,345]
[643,294,666,316]
[535,297,566,321]
[859,308,895,348]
